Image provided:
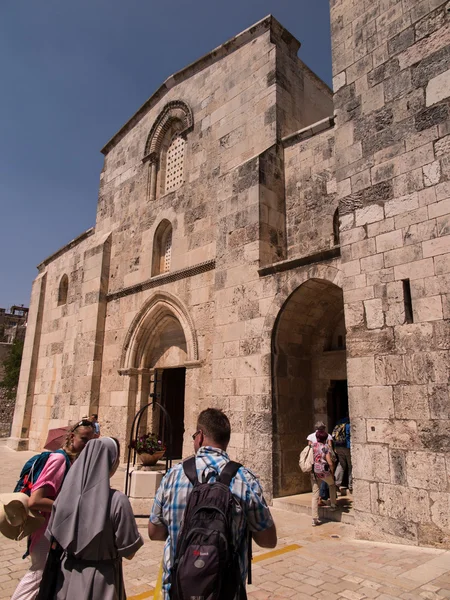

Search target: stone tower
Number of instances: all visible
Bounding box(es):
[331,0,450,546]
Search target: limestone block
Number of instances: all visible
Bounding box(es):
[394,385,430,419]
[333,71,346,92]
[375,483,431,524]
[360,254,384,273]
[352,479,371,513]
[426,68,450,106]
[414,296,444,322]
[364,298,384,329]
[345,301,365,328]
[355,205,384,226]
[428,383,450,419]
[376,229,403,253]
[423,161,441,187]
[406,451,447,491]
[352,443,391,483]
[355,510,418,546]
[394,258,434,281]
[127,469,164,499]
[429,491,450,531]
[384,243,423,268]
[385,193,419,219]
[366,419,419,449]
[352,385,395,419]
[350,417,367,444]
[389,448,407,487]
[429,197,450,219]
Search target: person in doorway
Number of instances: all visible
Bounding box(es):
[307,421,333,506]
[332,415,352,494]
[148,408,277,600]
[43,437,143,600]
[311,429,337,527]
[90,414,100,438]
[11,420,96,600]
[307,421,333,446]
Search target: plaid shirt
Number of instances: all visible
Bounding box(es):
[150,446,274,599]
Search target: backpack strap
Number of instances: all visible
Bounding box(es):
[218,461,242,487]
[182,457,199,486]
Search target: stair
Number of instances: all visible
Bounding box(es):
[272,492,355,525]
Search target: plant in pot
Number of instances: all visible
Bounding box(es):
[130,433,166,466]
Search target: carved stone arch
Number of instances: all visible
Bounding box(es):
[261,263,343,347]
[119,291,199,371]
[144,101,194,160]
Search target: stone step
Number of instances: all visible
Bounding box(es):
[272,493,355,525]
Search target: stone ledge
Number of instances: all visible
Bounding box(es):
[107,260,215,302]
[258,247,340,277]
[282,116,335,148]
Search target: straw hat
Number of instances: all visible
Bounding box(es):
[0,493,45,540]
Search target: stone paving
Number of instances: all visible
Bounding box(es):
[1,445,450,599]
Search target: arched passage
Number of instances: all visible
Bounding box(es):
[120,292,199,459]
[272,278,347,498]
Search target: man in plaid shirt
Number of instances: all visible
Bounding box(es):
[148,408,277,599]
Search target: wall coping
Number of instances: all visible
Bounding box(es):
[37,227,95,272]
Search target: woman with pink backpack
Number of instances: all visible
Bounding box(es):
[311,429,337,526]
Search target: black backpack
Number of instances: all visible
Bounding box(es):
[170,457,248,600]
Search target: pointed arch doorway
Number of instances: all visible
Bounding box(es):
[271,278,348,498]
[120,292,200,461]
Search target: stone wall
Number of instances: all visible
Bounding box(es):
[284,121,338,259]
[331,0,450,546]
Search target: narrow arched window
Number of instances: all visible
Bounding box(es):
[152,220,173,276]
[333,208,340,246]
[165,134,186,193]
[58,274,69,306]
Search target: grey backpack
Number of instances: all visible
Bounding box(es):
[170,457,247,600]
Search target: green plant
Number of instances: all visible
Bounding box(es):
[0,339,24,400]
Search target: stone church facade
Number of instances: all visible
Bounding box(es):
[10,2,450,547]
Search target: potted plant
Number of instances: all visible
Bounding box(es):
[130,433,166,466]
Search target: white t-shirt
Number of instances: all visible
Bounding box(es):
[307,431,332,443]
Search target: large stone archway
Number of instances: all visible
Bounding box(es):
[268,273,347,498]
[119,291,201,459]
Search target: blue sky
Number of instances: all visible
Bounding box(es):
[0,1,332,308]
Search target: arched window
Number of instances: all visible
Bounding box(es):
[164,134,186,193]
[143,101,193,200]
[152,220,173,276]
[58,274,69,306]
[333,208,340,246]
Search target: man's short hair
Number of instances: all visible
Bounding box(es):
[197,408,231,446]
[91,414,98,420]
[314,421,326,431]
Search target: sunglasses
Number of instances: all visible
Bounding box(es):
[71,419,95,432]
[191,430,202,441]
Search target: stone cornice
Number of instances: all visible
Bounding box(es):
[258,247,341,277]
[282,116,335,148]
[107,260,215,302]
